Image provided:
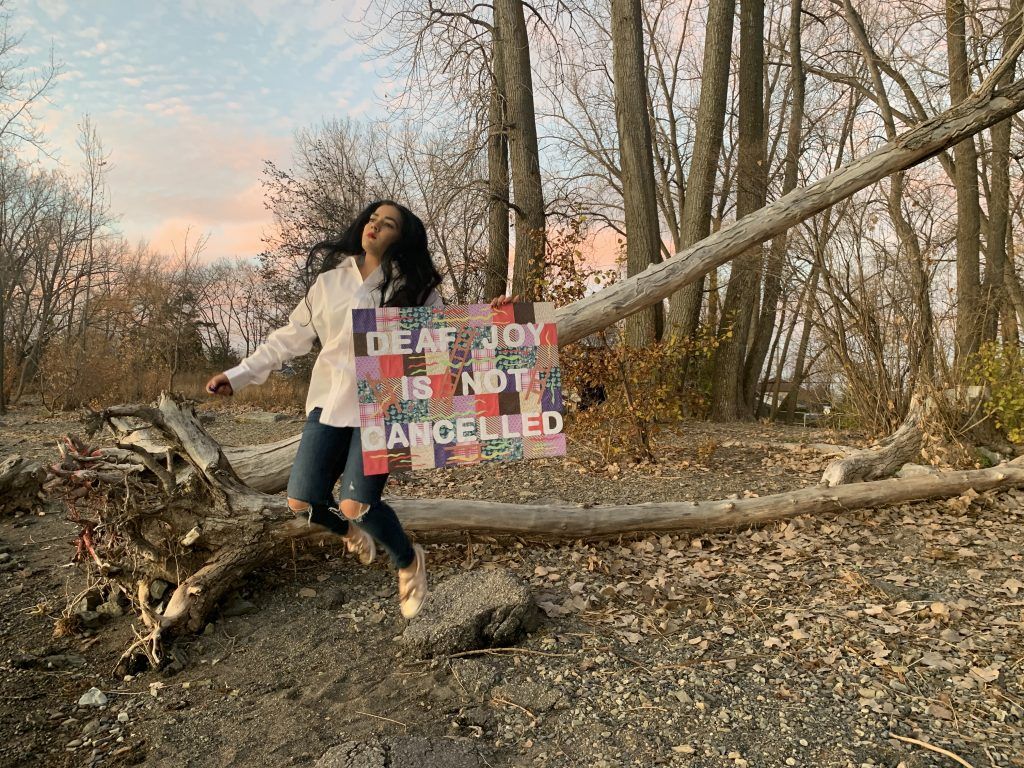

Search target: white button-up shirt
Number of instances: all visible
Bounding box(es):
[224,256,443,426]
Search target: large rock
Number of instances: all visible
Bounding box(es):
[0,455,45,515]
[315,737,482,768]
[400,569,541,658]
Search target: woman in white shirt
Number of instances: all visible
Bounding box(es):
[205,200,443,619]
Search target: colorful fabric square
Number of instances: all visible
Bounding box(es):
[352,302,564,474]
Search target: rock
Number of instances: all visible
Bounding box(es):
[0,454,46,515]
[237,410,289,423]
[388,737,482,767]
[316,740,387,768]
[96,600,125,618]
[78,688,108,707]
[400,569,541,658]
[449,658,499,695]
[316,737,482,768]
[221,596,259,617]
[10,654,37,669]
[0,552,10,563]
[149,580,170,601]
[82,718,101,735]
[72,588,103,613]
[76,610,102,629]
[493,679,566,714]
[117,711,129,723]
[44,653,87,670]
[298,587,317,598]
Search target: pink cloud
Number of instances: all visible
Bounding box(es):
[140,181,271,260]
[99,113,290,262]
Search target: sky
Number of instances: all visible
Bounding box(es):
[15,0,390,262]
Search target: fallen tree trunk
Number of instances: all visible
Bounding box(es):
[108,416,299,493]
[49,393,1024,663]
[392,462,1024,535]
[554,78,1024,345]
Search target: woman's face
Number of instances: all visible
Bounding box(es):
[361,204,403,258]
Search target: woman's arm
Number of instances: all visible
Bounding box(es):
[211,281,321,396]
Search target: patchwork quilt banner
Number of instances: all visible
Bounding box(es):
[352,302,565,475]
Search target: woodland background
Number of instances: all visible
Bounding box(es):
[4,0,1024,450]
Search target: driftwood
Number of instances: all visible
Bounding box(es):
[821,404,925,487]
[110,416,299,493]
[46,393,1024,664]
[820,391,1019,487]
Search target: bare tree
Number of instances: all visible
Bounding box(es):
[710,0,768,420]
[494,0,548,298]
[610,0,663,346]
[665,0,737,342]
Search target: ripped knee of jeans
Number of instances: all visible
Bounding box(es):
[287,498,313,524]
[339,499,371,522]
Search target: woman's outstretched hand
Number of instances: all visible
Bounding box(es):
[205,373,233,397]
[489,294,521,307]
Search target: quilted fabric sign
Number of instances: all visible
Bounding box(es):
[352,302,565,475]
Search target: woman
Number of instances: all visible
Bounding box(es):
[206,200,447,619]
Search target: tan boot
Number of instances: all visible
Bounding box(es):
[342,523,376,566]
[398,544,427,619]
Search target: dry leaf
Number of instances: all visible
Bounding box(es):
[968,665,1000,683]
[1001,577,1023,595]
[917,651,955,670]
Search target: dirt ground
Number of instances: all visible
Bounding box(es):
[1,401,1022,767]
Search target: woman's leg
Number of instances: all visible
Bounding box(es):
[286,409,353,537]
[337,428,415,569]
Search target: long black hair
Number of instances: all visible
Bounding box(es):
[305,200,442,307]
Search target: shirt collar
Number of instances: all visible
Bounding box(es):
[341,255,387,297]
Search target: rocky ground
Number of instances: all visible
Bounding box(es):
[0,402,1021,767]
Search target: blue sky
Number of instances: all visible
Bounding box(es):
[17,0,390,260]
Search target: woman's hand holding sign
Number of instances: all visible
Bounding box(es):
[489,294,521,307]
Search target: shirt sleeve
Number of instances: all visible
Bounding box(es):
[424,287,444,308]
[224,279,320,392]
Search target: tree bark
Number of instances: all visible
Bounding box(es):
[743,0,804,411]
[664,0,736,341]
[611,0,663,347]
[710,0,767,420]
[397,462,1024,535]
[820,398,925,486]
[485,22,511,301]
[494,0,546,300]
[947,0,984,367]
[981,0,1022,343]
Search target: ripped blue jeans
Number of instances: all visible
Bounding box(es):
[286,408,415,569]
